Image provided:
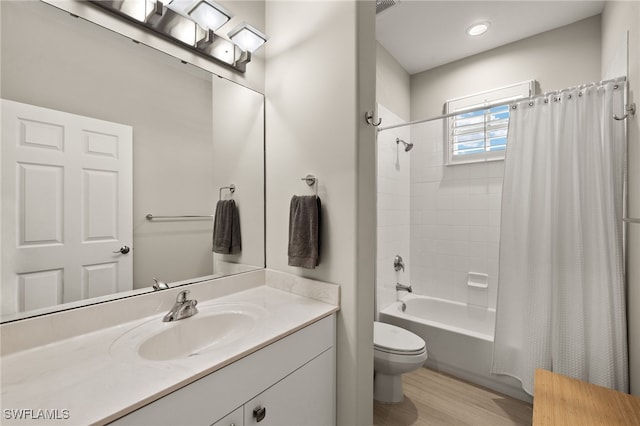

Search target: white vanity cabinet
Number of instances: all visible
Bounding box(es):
[241,349,334,426]
[212,407,243,426]
[214,349,334,426]
[111,315,336,426]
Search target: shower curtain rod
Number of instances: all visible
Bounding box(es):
[376,99,510,132]
[376,76,630,133]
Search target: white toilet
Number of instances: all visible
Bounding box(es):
[373,321,428,403]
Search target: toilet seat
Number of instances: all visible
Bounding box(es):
[374,321,425,356]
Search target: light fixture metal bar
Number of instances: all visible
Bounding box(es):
[89,0,251,73]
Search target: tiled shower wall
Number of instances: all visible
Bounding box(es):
[409,120,504,309]
[376,106,505,312]
[376,105,411,316]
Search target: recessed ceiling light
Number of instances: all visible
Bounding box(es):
[466,21,490,37]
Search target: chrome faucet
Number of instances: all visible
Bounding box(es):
[152,278,169,291]
[163,290,198,322]
[393,255,405,272]
[396,282,412,293]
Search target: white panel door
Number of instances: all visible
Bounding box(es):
[1,99,133,315]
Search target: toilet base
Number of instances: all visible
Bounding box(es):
[374,372,404,403]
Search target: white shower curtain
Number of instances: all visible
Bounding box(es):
[491,78,629,395]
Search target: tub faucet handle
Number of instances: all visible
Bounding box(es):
[394,255,405,272]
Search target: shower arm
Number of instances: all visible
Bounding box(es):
[396,138,413,152]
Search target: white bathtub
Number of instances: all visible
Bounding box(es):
[379,294,531,402]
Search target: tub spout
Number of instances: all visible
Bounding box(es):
[396,283,412,293]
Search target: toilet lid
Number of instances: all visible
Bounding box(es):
[374,322,425,355]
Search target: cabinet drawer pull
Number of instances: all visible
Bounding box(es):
[253,406,266,423]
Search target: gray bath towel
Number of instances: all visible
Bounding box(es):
[213,200,241,254]
[288,195,321,269]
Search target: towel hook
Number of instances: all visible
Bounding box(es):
[365,111,382,127]
[219,184,236,201]
[301,174,318,197]
[614,103,636,121]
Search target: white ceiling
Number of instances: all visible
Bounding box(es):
[376,0,605,75]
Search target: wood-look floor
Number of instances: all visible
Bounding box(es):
[374,367,533,426]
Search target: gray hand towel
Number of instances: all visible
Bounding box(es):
[213,200,241,254]
[288,195,321,269]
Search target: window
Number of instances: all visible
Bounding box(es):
[445,80,535,165]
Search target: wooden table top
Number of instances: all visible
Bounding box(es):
[533,369,640,425]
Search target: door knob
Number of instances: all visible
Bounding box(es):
[113,245,130,254]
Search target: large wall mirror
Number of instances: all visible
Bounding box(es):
[0,0,265,322]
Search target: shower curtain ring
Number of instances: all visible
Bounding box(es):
[365,111,382,127]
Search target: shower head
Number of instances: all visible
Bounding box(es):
[396,138,414,152]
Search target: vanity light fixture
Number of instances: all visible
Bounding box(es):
[90,0,267,73]
[466,21,490,37]
[228,22,268,53]
[187,0,232,31]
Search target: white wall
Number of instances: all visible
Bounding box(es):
[355,5,378,424]
[376,43,411,122]
[265,1,376,424]
[376,105,411,315]
[375,41,411,314]
[406,16,601,308]
[212,78,265,273]
[601,0,640,396]
[411,15,602,119]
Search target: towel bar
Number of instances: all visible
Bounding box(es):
[146,214,213,220]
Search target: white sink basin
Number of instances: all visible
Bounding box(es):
[110,302,268,361]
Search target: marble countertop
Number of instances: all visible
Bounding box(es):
[1,285,338,425]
